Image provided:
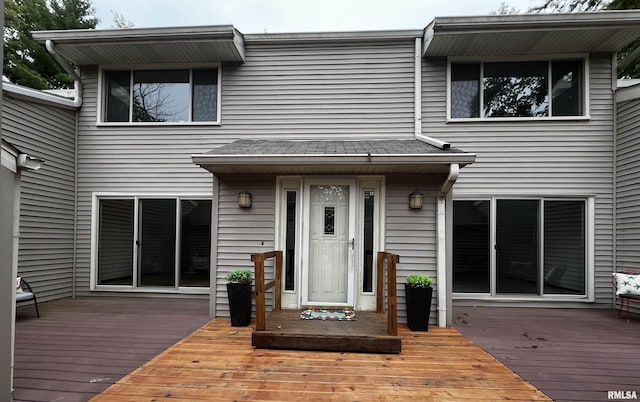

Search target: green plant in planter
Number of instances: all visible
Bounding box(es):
[405,274,434,331]
[225,269,253,326]
[225,269,253,284]
[406,274,433,288]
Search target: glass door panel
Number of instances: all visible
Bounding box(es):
[453,200,490,293]
[98,199,134,285]
[496,200,540,294]
[179,200,212,287]
[138,199,176,287]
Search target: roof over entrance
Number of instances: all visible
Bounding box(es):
[32,25,245,65]
[423,11,640,58]
[192,139,475,175]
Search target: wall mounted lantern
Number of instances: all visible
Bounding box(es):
[409,191,423,209]
[238,191,252,208]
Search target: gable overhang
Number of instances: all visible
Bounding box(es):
[192,140,475,175]
[422,11,640,58]
[31,25,246,66]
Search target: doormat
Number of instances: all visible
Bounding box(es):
[300,308,356,321]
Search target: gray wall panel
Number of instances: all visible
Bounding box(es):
[2,96,76,302]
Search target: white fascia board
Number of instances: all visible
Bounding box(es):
[3,82,78,109]
[616,83,640,103]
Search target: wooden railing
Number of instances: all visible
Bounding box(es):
[376,251,399,336]
[252,250,283,331]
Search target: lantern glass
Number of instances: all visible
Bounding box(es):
[409,192,423,209]
[238,192,252,208]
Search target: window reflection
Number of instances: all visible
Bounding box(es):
[483,62,548,118]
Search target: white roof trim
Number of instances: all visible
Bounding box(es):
[616,82,640,103]
[3,82,78,109]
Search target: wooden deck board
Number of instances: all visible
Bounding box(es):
[13,297,210,402]
[454,307,640,402]
[93,319,550,401]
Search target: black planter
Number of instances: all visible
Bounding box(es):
[226,282,252,327]
[405,284,433,331]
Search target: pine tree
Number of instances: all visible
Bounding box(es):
[3,0,99,89]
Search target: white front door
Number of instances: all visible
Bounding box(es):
[302,180,355,306]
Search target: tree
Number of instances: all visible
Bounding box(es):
[3,0,98,89]
[529,0,640,78]
[111,10,134,29]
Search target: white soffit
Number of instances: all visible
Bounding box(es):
[423,11,640,58]
[32,25,246,65]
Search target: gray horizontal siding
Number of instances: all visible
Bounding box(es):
[215,176,276,318]
[2,97,76,302]
[385,175,442,324]
[74,38,417,294]
[616,96,640,277]
[424,54,616,306]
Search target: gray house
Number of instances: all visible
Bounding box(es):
[13,10,640,327]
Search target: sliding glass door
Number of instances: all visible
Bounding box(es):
[96,197,211,289]
[453,198,587,297]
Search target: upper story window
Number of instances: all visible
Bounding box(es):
[103,67,219,124]
[449,59,585,120]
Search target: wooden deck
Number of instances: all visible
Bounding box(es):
[13,297,639,401]
[252,309,402,354]
[13,296,210,402]
[454,306,640,402]
[93,320,549,401]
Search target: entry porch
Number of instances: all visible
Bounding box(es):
[251,250,402,354]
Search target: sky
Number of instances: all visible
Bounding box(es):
[90,0,540,32]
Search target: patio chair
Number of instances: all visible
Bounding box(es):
[16,277,40,318]
[612,270,640,324]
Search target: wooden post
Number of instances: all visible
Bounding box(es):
[252,253,266,331]
[386,253,398,336]
[274,250,282,312]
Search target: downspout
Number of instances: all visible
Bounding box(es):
[437,164,459,327]
[612,52,618,304]
[414,36,451,150]
[45,40,82,107]
[209,175,220,319]
[46,39,82,297]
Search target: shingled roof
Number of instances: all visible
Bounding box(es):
[192,139,475,175]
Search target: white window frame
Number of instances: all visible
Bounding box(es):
[97,62,222,126]
[446,54,591,122]
[90,192,212,294]
[452,196,595,302]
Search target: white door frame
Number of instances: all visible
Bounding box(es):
[301,178,357,307]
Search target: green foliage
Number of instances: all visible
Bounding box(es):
[3,0,99,89]
[406,274,433,288]
[225,269,253,284]
[528,0,640,78]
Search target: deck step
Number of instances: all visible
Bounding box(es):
[252,330,401,354]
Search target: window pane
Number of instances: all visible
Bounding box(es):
[180,200,212,287]
[139,199,176,287]
[363,191,375,293]
[104,71,130,122]
[544,201,585,294]
[552,60,583,116]
[98,199,134,285]
[496,200,540,294]
[132,70,190,122]
[451,63,480,118]
[483,62,548,117]
[193,69,218,121]
[285,191,297,291]
[453,200,490,293]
